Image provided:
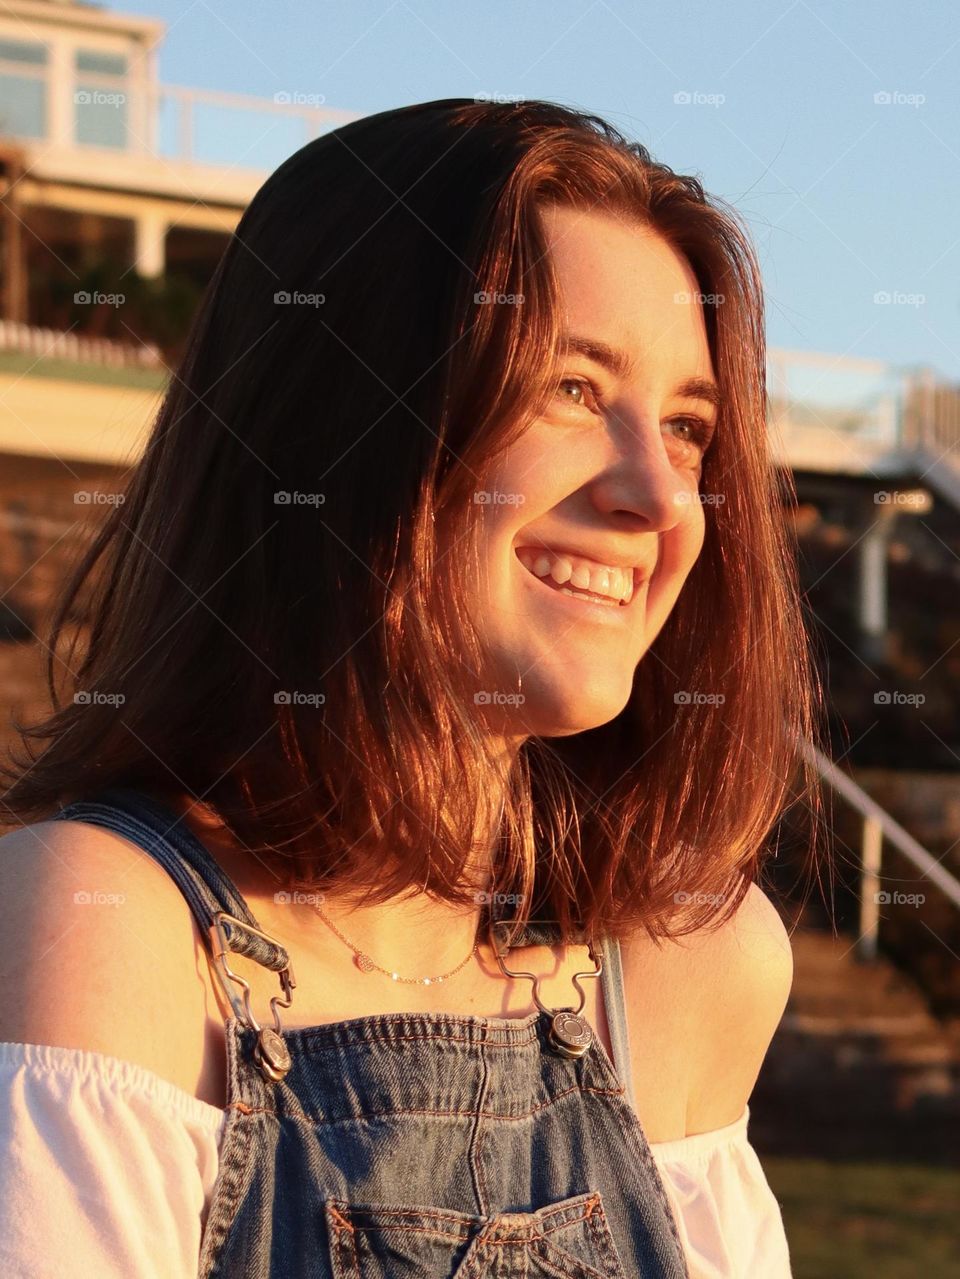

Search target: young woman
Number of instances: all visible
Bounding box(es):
[0,98,822,1277]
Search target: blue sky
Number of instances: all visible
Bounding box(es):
[112,0,960,377]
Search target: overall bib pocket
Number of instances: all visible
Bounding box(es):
[324,1189,628,1278]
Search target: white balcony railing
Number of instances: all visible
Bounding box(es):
[0,49,357,172]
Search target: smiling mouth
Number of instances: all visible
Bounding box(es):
[514,546,648,608]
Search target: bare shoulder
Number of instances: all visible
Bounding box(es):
[681,881,793,1129]
[0,818,217,1100]
[620,881,793,1135]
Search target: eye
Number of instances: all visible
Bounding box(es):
[666,415,716,457]
[553,376,602,414]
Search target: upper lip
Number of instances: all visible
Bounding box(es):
[515,541,656,581]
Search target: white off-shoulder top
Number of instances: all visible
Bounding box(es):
[0,1040,791,1278]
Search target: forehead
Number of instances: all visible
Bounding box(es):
[537,203,713,381]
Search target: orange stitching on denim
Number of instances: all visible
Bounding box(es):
[298,1024,541,1050]
[326,1204,355,1232]
[230,1081,621,1126]
[538,1193,597,1237]
[538,1234,611,1279]
[332,1207,474,1239]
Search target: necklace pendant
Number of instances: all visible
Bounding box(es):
[253,1027,292,1082]
[355,952,375,973]
[548,1010,593,1059]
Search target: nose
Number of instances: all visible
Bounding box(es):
[588,411,693,534]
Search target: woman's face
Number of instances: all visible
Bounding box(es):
[468,204,719,738]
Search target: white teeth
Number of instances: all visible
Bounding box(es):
[515,546,640,605]
[549,557,573,585]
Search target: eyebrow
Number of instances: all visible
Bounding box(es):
[561,334,723,414]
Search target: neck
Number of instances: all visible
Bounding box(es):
[163,789,513,979]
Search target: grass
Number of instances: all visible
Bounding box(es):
[0,349,169,391]
[763,1156,960,1278]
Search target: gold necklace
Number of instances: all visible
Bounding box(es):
[311,901,480,985]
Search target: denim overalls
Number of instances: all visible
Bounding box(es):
[53,788,688,1278]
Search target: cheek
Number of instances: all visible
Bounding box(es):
[665,501,707,571]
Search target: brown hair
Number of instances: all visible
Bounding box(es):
[1,98,826,943]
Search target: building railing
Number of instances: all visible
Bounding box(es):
[150,82,356,166]
[0,45,357,170]
[767,348,960,507]
[797,736,960,961]
[0,321,163,368]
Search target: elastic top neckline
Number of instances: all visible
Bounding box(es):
[647,1104,751,1161]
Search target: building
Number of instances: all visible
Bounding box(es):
[0,0,354,463]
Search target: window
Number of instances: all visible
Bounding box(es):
[74,47,129,149]
[0,39,48,140]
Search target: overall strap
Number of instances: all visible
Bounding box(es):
[51,787,290,973]
[600,935,636,1106]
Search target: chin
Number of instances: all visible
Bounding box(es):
[513,672,634,738]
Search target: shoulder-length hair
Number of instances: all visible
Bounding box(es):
[2,98,826,943]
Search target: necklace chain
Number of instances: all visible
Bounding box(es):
[311,902,481,985]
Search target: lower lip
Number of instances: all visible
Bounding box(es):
[516,554,649,622]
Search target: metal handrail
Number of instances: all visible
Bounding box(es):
[797,736,960,960]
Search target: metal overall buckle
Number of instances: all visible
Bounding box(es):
[488,920,603,1060]
[208,911,297,1083]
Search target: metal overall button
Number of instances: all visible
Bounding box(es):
[208,910,297,1082]
[488,920,603,1059]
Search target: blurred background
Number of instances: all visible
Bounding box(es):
[0,2,958,1274]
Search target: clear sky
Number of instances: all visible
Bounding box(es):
[111,0,960,378]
